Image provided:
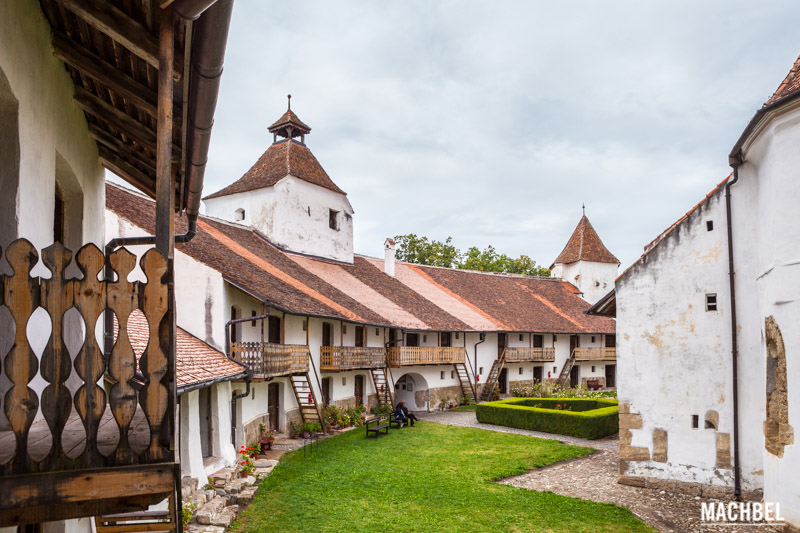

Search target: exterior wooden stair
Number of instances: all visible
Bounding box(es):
[558,353,576,387]
[478,354,506,402]
[453,362,477,402]
[289,373,323,424]
[370,366,395,407]
[95,495,177,532]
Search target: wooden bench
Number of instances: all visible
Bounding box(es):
[586,378,602,390]
[388,414,404,429]
[365,416,389,438]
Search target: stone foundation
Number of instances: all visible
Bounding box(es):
[332,394,378,410]
[581,376,607,388]
[243,414,268,447]
[617,475,762,500]
[509,379,534,391]
[618,402,651,462]
[428,385,464,411]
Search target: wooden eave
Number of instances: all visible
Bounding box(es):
[39,0,188,207]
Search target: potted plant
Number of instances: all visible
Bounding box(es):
[239,447,255,477]
[260,428,276,450]
[290,421,300,439]
[182,500,197,531]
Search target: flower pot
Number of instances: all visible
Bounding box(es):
[291,434,299,439]
[302,432,310,438]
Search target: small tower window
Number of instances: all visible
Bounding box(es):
[706,220,714,231]
[706,294,718,312]
[329,209,340,230]
[235,208,245,221]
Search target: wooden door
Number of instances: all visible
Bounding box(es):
[498,368,508,394]
[533,334,543,348]
[570,366,580,388]
[268,315,281,344]
[354,375,365,406]
[533,366,543,383]
[268,383,280,431]
[605,334,616,348]
[406,332,419,347]
[322,322,332,347]
[199,387,212,458]
[605,364,616,388]
[440,332,451,347]
[355,325,364,347]
[322,377,331,406]
[570,335,579,355]
[498,333,507,357]
[230,306,238,343]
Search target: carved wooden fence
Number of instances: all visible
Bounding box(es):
[0,239,175,477]
[230,342,310,378]
[387,346,466,366]
[319,346,387,371]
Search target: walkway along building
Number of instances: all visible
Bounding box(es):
[106,103,618,486]
[0,0,234,530]
[599,53,800,529]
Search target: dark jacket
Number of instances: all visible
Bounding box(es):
[394,405,406,420]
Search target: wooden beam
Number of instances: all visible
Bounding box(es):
[73,87,157,149]
[155,8,175,258]
[55,0,183,80]
[99,147,155,196]
[53,34,158,117]
[89,124,156,173]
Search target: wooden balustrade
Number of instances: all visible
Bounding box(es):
[503,347,556,362]
[0,240,176,524]
[319,346,387,372]
[387,346,466,366]
[573,347,617,361]
[230,342,310,378]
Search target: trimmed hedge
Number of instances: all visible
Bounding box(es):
[475,398,618,440]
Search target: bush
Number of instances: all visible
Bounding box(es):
[475,398,618,439]
[511,382,617,399]
[370,404,392,417]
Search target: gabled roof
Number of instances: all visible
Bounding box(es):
[123,312,246,392]
[203,139,345,199]
[617,175,730,283]
[108,182,615,334]
[551,215,619,268]
[764,53,800,107]
[268,109,311,134]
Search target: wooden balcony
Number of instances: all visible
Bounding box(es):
[573,347,617,361]
[503,347,556,362]
[319,346,387,372]
[230,342,310,378]
[387,346,466,367]
[0,240,177,526]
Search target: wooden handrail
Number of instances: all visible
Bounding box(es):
[230,342,310,377]
[319,346,387,371]
[572,347,617,361]
[502,347,556,362]
[386,346,465,366]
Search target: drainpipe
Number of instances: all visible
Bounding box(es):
[725,156,742,501]
[473,332,486,388]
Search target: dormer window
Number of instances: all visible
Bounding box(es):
[329,209,339,230]
[235,208,245,221]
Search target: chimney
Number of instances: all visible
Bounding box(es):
[384,238,396,277]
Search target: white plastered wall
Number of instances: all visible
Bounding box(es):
[556,261,618,305]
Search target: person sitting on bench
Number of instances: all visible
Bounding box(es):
[394,402,408,427]
[402,401,418,426]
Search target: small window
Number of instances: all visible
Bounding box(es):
[329,209,340,230]
[440,371,445,380]
[706,294,718,312]
[422,334,427,343]
[518,367,523,375]
[455,332,460,339]
[342,377,346,386]
[591,336,595,343]
[376,328,380,336]
[692,415,699,429]
[450,370,455,379]
[553,335,558,343]
[302,319,307,331]
[591,365,595,372]
[307,206,311,216]
[479,367,484,375]
[706,220,714,231]
[234,208,245,221]
[553,366,557,373]
[519,334,523,341]
[343,325,348,334]
[251,310,257,327]
[252,388,255,400]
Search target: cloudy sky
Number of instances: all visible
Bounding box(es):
[199,0,800,269]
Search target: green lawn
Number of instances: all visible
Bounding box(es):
[235,422,651,533]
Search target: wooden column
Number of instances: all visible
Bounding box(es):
[155,8,175,259]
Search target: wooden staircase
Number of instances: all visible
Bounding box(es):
[478,355,506,402]
[453,362,477,402]
[290,373,323,424]
[370,366,395,407]
[558,353,576,387]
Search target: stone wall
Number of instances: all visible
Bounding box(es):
[580,376,607,388]
[243,414,268,447]
[428,385,464,411]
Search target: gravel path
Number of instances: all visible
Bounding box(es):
[424,411,780,533]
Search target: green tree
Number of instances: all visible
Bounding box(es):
[393,235,550,276]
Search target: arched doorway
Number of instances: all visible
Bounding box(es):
[394,373,429,411]
[354,375,365,406]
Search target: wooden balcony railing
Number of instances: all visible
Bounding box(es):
[319,346,387,372]
[230,342,310,378]
[0,240,177,525]
[573,347,617,361]
[503,347,556,362]
[387,346,466,366]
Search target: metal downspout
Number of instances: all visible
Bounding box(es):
[473,333,486,394]
[725,158,742,500]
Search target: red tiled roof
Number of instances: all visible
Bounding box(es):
[268,109,311,134]
[203,140,345,200]
[122,312,246,390]
[551,215,619,268]
[764,53,800,107]
[618,175,730,282]
[107,183,615,334]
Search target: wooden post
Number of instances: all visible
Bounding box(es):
[155,8,175,259]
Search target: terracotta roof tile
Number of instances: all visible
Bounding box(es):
[121,312,245,389]
[551,215,619,268]
[203,140,344,200]
[268,109,311,134]
[107,182,614,334]
[764,53,800,107]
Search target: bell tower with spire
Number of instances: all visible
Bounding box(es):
[551,208,619,304]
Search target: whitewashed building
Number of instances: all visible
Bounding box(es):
[611,54,800,529]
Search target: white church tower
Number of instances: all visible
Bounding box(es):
[550,211,619,304]
[203,96,354,263]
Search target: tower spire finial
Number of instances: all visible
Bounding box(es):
[582,203,586,216]
[287,94,291,111]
